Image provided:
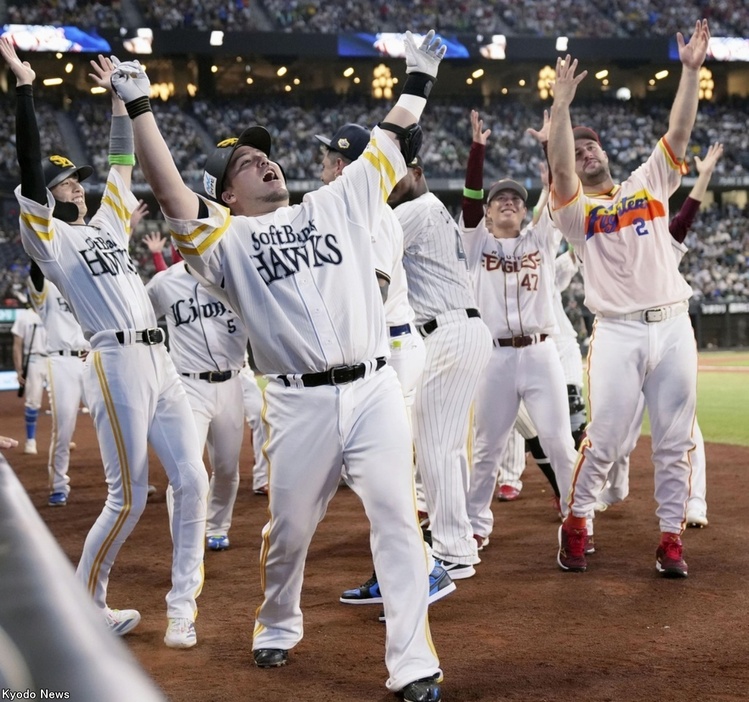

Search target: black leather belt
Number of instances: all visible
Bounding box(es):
[182,370,237,383]
[389,323,411,337]
[278,358,386,388]
[115,328,165,345]
[495,334,548,348]
[54,350,85,357]
[420,308,480,337]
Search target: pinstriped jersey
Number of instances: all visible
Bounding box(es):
[29,278,89,353]
[460,208,562,338]
[11,308,47,356]
[16,169,154,340]
[551,138,692,316]
[147,262,248,374]
[371,205,415,327]
[164,126,403,376]
[395,192,476,326]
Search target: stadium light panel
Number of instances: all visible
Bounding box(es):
[472,69,484,79]
[595,70,608,80]
[556,37,568,52]
[210,31,224,46]
[655,70,669,80]
[43,78,63,86]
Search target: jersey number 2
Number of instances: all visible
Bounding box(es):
[633,218,649,237]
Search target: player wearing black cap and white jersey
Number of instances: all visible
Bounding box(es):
[2,41,208,649]
[112,29,449,702]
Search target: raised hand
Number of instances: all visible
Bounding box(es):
[143,230,167,254]
[527,109,551,144]
[677,19,711,71]
[130,199,150,232]
[88,54,118,93]
[694,142,723,174]
[551,55,587,107]
[470,110,491,145]
[0,36,35,86]
[403,29,447,78]
[110,59,151,104]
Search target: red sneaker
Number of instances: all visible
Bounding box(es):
[656,534,688,578]
[496,484,521,501]
[557,523,587,572]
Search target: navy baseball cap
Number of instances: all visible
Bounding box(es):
[572,126,601,145]
[42,155,93,189]
[203,126,273,201]
[487,178,528,204]
[315,123,370,162]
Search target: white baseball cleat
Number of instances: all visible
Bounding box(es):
[164,617,197,649]
[686,511,708,528]
[105,607,141,636]
[24,439,37,455]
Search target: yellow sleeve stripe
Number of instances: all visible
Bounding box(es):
[105,180,124,208]
[171,216,231,256]
[21,212,54,241]
[363,136,398,202]
[101,194,129,224]
[29,288,46,306]
[362,151,391,202]
[658,137,686,173]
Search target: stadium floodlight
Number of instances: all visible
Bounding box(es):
[595,70,609,80]
[556,36,568,52]
[655,70,669,80]
[210,31,224,47]
[616,87,631,101]
[43,78,63,86]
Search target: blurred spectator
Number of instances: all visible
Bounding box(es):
[141,0,257,31]
[6,0,121,29]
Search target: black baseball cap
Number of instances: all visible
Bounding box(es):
[203,126,273,201]
[572,126,602,145]
[315,123,370,162]
[42,155,93,189]
[487,178,528,204]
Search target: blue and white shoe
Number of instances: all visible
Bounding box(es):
[48,491,67,507]
[428,563,456,604]
[206,534,230,551]
[340,573,382,604]
[105,607,141,636]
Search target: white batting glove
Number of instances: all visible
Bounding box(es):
[403,30,447,78]
[110,60,151,104]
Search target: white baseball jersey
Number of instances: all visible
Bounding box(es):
[147,262,247,538]
[29,278,89,354]
[16,170,156,341]
[166,126,440,690]
[461,210,576,538]
[397,192,476,325]
[554,138,696,535]
[165,129,400,376]
[372,206,415,327]
[11,308,47,356]
[147,261,247,375]
[552,251,584,387]
[11,307,48,411]
[395,191,492,567]
[461,207,562,338]
[17,167,208,621]
[552,138,691,316]
[29,278,89,498]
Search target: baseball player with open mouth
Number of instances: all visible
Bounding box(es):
[4,40,209,648]
[113,28,449,702]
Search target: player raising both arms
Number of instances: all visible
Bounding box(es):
[2,38,209,647]
[110,30,448,702]
[548,20,711,577]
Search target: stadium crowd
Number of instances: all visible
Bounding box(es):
[4,0,748,36]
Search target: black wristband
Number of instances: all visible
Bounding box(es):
[125,96,152,120]
[402,72,435,99]
[16,84,33,97]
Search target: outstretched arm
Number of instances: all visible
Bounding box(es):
[462,110,489,228]
[664,19,711,160]
[0,37,46,204]
[547,56,587,206]
[379,30,446,147]
[107,61,199,220]
[669,142,723,243]
[144,231,168,273]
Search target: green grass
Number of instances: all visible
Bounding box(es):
[640,368,749,447]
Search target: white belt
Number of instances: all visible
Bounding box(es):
[599,300,689,324]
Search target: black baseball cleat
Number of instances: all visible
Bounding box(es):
[253,648,289,668]
[398,674,442,702]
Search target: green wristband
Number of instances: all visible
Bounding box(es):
[108,154,136,166]
[463,187,484,199]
